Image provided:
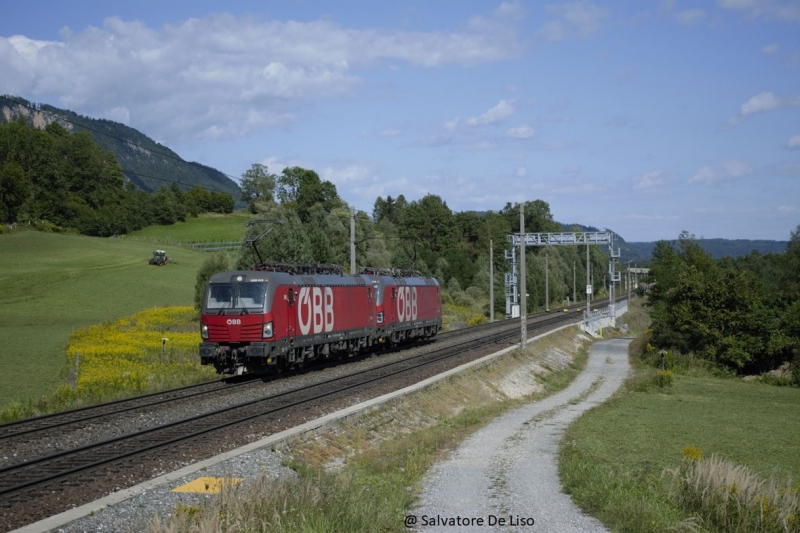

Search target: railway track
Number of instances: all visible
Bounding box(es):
[0,298,623,531]
[0,297,594,445]
[0,379,236,441]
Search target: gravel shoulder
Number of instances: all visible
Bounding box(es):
[413,338,632,533]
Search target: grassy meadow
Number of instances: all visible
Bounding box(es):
[560,300,800,532]
[0,229,210,410]
[126,211,255,243]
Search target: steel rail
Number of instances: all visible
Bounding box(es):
[0,310,580,500]
[0,295,623,442]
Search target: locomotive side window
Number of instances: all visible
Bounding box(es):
[288,288,294,306]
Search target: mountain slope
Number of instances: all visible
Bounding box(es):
[0,95,241,197]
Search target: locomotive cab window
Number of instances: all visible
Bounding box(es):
[204,282,267,312]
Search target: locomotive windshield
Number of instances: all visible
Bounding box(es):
[205,282,267,312]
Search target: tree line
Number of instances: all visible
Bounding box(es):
[0,117,234,236]
[647,229,800,377]
[231,163,611,317]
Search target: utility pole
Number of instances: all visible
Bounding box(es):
[586,242,590,316]
[627,260,631,302]
[573,260,576,305]
[519,203,527,350]
[545,253,549,311]
[489,239,494,322]
[350,206,356,275]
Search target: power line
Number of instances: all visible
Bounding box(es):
[0,94,242,195]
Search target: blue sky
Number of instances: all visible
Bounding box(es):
[1,1,798,241]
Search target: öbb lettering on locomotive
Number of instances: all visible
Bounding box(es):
[297,286,335,335]
[199,266,442,375]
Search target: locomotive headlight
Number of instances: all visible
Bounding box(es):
[377,312,384,324]
[201,324,209,340]
[262,321,274,338]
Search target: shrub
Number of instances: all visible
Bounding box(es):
[655,370,674,388]
[467,314,487,327]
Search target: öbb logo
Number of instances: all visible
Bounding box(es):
[397,286,418,322]
[298,287,334,335]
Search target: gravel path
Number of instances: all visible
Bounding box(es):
[413,338,632,533]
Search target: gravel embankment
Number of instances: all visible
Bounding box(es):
[412,338,632,533]
[7,323,531,533]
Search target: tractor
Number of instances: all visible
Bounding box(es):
[149,250,169,266]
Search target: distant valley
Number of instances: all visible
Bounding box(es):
[561,224,788,264]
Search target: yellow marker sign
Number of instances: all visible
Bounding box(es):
[172,477,244,494]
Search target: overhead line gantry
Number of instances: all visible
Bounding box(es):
[506,231,621,319]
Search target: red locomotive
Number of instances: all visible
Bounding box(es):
[199,264,442,375]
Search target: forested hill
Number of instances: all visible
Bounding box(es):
[0,95,240,197]
[621,239,788,264]
[561,224,788,264]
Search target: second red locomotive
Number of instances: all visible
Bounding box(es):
[199,264,442,375]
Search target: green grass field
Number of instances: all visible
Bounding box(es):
[560,361,800,532]
[0,230,209,409]
[127,211,255,243]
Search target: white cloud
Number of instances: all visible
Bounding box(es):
[538,1,609,41]
[0,11,522,143]
[762,43,780,54]
[717,0,800,23]
[102,106,131,125]
[729,91,800,125]
[377,128,401,137]
[741,91,783,114]
[633,170,665,190]
[778,205,800,213]
[320,164,372,184]
[676,9,707,25]
[506,124,536,138]
[443,117,460,131]
[689,160,753,185]
[659,0,677,17]
[466,100,514,126]
[258,156,314,174]
[786,134,800,149]
[494,1,525,19]
[515,166,528,177]
[717,0,757,8]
